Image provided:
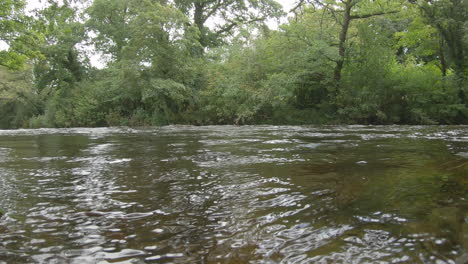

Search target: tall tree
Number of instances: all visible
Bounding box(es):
[174,0,283,50]
[33,0,87,94]
[394,8,445,74]
[86,0,198,63]
[413,0,466,80]
[85,0,132,62]
[304,0,400,84]
[85,0,200,124]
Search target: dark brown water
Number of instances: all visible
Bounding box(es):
[0,126,466,263]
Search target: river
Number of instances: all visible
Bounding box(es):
[0,125,466,263]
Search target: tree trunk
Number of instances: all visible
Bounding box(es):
[333,1,352,83]
[194,2,206,48]
[439,37,447,77]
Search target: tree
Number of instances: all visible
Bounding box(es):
[19,0,89,127]
[0,0,41,70]
[86,0,199,63]
[33,0,87,93]
[174,0,283,51]
[300,0,400,84]
[393,7,446,74]
[0,65,39,128]
[85,0,200,125]
[85,0,132,62]
[414,0,466,81]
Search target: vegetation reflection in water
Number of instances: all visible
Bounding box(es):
[0,126,466,263]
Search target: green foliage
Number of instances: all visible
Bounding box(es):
[0,66,42,128]
[87,0,200,64]
[81,0,201,126]
[415,0,467,79]
[0,0,466,128]
[337,15,467,125]
[0,1,27,69]
[0,0,42,70]
[33,1,86,93]
[174,0,283,48]
[194,8,339,124]
[391,63,466,124]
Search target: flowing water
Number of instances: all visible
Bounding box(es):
[0,125,466,264]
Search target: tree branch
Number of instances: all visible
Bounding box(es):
[203,0,223,23]
[350,10,399,20]
[319,50,338,63]
[312,0,344,25]
[289,0,306,14]
[215,17,265,36]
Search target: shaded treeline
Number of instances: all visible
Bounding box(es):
[0,0,466,128]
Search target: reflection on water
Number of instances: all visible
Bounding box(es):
[0,126,466,263]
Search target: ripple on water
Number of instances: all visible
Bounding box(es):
[0,125,466,263]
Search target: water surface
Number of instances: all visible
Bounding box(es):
[0,126,467,263]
